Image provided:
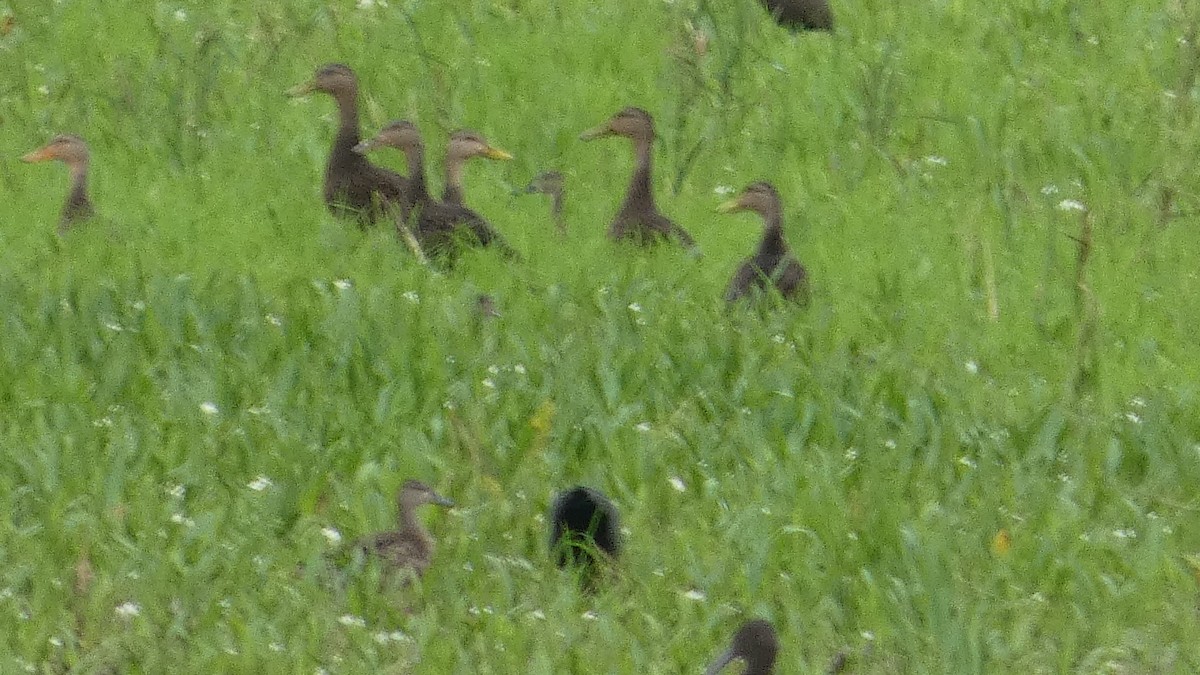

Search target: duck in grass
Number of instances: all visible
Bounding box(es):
[758,0,834,31]
[522,170,567,236]
[287,64,409,226]
[21,134,94,233]
[707,619,779,675]
[580,107,697,251]
[353,479,454,582]
[441,130,513,206]
[548,486,621,588]
[718,182,809,305]
[355,121,521,262]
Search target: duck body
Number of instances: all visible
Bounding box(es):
[580,107,697,251]
[758,0,834,31]
[289,64,410,226]
[720,182,809,304]
[21,134,94,232]
[706,619,779,675]
[548,486,621,575]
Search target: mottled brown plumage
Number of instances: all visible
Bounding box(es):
[579,107,696,250]
[758,0,834,31]
[707,619,779,675]
[523,171,566,235]
[288,64,409,225]
[355,121,520,262]
[355,479,453,580]
[441,130,512,206]
[21,134,94,232]
[718,182,808,304]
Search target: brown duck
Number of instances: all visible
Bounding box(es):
[355,479,453,580]
[580,107,697,250]
[441,130,512,206]
[758,0,834,31]
[718,182,809,304]
[523,170,566,236]
[355,121,520,261]
[707,619,779,675]
[287,64,408,225]
[21,134,94,232]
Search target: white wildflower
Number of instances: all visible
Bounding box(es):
[668,476,686,492]
[1057,199,1087,212]
[170,513,195,527]
[513,363,526,375]
[635,421,652,432]
[627,302,642,313]
[481,378,496,389]
[333,279,352,291]
[529,609,547,620]
[337,614,366,628]
[923,155,948,166]
[1040,185,1059,196]
[114,602,141,618]
[681,589,706,601]
[265,314,282,327]
[958,456,977,469]
[402,290,419,304]
[247,475,273,492]
[199,402,219,416]
[713,184,735,196]
[320,527,342,545]
[965,360,979,375]
[581,610,598,621]
[173,9,188,21]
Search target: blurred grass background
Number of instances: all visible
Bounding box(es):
[3,0,1200,671]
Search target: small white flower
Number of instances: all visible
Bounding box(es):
[166,484,185,498]
[247,475,273,492]
[627,302,642,313]
[635,421,652,432]
[320,527,342,545]
[337,614,366,628]
[173,9,188,21]
[713,184,735,196]
[668,476,686,492]
[965,360,979,375]
[1040,185,1060,196]
[1129,397,1146,408]
[48,637,63,647]
[771,334,786,344]
[333,279,352,291]
[581,610,598,621]
[115,602,141,618]
[93,417,114,428]
[884,439,897,450]
[861,630,875,641]
[513,363,526,375]
[487,364,501,375]
[1124,412,1142,425]
[1057,199,1087,212]
[681,589,706,601]
[269,642,284,652]
[1113,528,1136,539]
[37,84,50,96]
[481,378,496,389]
[218,598,232,609]
[247,405,269,416]
[402,290,419,304]
[265,314,282,327]
[958,456,977,469]
[200,402,219,416]
[844,448,859,461]
[528,609,546,620]
[170,513,195,527]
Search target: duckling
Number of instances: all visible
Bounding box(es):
[718,182,809,304]
[287,64,409,225]
[580,107,697,250]
[355,479,454,580]
[21,134,93,232]
[523,170,566,236]
[706,619,779,675]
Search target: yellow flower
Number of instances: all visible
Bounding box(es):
[991,528,1012,556]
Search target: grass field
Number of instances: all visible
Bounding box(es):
[4,0,1200,672]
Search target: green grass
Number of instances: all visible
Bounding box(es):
[3,0,1200,671]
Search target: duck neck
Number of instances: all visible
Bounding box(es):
[443,157,465,204]
[330,89,362,166]
[755,207,786,258]
[404,145,431,203]
[550,190,565,233]
[64,160,93,218]
[620,136,655,213]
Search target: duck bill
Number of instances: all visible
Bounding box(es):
[286,80,316,97]
[483,146,513,161]
[578,123,612,141]
[433,493,455,508]
[352,138,380,155]
[21,146,54,163]
[704,649,736,675]
[716,197,745,214]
